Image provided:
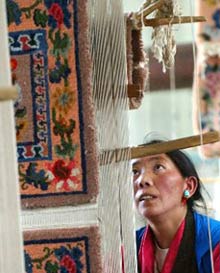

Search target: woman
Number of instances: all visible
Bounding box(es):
[133,139,220,273]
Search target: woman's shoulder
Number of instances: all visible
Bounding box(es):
[136,226,147,253]
[193,210,220,228]
[136,226,146,237]
[193,210,220,268]
[193,210,220,246]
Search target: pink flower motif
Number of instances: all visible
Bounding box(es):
[205,72,220,98]
[47,159,80,191]
[60,255,77,273]
[49,3,64,28]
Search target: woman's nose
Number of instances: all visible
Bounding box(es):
[137,172,153,188]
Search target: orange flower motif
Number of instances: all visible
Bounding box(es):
[53,86,75,115]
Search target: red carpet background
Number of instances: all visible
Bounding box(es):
[23,226,102,273]
[7,0,99,208]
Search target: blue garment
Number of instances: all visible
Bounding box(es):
[194,212,220,273]
[136,211,220,273]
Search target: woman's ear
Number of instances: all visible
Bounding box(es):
[184,176,198,197]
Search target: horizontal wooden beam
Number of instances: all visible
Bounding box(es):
[0,86,18,101]
[131,131,220,159]
[100,131,220,165]
[144,16,206,28]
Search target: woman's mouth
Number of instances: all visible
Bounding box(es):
[139,194,156,201]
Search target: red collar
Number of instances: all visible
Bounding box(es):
[138,219,185,273]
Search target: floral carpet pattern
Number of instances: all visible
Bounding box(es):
[194,0,220,157]
[7,0,98,207]
[24,227,102,273]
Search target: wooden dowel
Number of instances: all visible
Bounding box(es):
[132,0,165,29]
[144,16,206,27]
[131,131,220,159]
[0,86,18,101]
[141,0,151,10]
[136,0,165,21]
[100,131,220,165]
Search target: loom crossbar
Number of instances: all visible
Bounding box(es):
[144,16,206,28]
[131,131,219,158]
[100,131,220,165]
[136,0,165,20]
[0,86,18,101]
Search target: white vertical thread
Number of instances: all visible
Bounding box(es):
[89,0,138,272]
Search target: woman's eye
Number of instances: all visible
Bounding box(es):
[154,164,165,172]
[132,169,140,175]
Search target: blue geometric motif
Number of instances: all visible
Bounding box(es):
[9,30,52,162]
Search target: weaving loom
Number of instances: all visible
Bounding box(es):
[0,1,220,273]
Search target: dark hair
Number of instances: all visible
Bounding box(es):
[144,140,206,211]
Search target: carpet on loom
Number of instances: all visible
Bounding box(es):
[7,0,99,208]
[193,1,220,158]
[23,226,102,273]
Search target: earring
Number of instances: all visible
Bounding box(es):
[183,189,190,198]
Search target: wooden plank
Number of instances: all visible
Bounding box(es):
[144,16,206,28]
[100,131,220,165]
[131,131,220,158]
[0,86,18,101]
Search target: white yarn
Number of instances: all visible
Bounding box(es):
[151,0,182,73]
[152,26,176,73]
[89,1,138,272]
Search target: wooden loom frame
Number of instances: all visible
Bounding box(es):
[132,0,206,29]
[100,131,220,165]
[0,1,216,273]
[0,1,25,272]
[127,0,206,99]
[0,86,18,101]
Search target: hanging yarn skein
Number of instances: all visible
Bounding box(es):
[151,0,182,72]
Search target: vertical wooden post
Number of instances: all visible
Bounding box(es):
[0,1,25,272]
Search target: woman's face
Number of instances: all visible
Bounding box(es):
[132,153,187,220]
